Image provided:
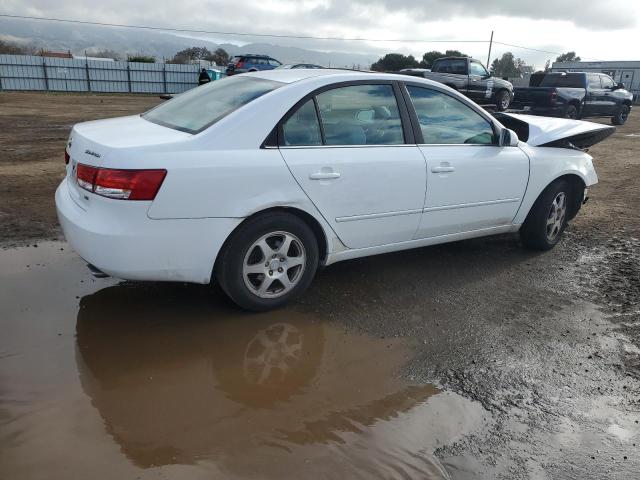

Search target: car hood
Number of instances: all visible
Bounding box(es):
[495,113,615,149]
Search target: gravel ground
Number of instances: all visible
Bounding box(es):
[1,91,639,478]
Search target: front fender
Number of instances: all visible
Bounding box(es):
[513,144,597,225]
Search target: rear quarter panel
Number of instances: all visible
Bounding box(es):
[513,143,597,225]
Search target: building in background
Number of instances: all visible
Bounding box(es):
[552,61,640,103]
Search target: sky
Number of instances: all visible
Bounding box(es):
[3,0,640,69]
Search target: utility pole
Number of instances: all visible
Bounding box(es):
[487,30,494,68]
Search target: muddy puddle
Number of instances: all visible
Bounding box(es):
[1,242,488,479]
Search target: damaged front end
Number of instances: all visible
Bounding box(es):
[494,113,616,150]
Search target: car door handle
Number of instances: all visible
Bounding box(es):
[431,165,455,173]
[309,171,341,180]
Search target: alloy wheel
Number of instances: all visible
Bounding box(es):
[546,192,567,242]
[242,231,306,298]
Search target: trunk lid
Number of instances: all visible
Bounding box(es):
[65,115,190,209]
[494,113,615,149]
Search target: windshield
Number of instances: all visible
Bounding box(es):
[537,73,584,88]
[143,76,283,134]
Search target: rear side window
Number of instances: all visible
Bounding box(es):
[282,99,322,146]
[407,86,496,145]
[143,76,283,134]
[316,84,404,145]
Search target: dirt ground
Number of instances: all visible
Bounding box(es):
[0,92,162,244]
[1,91,640,479]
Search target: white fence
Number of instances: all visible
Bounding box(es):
[0,55,200,94]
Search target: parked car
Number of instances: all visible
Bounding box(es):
[276,64,324,69]
[226,54,282,75]
[57,70,611,311]
[399,57,514,111]
[511,71,633,125]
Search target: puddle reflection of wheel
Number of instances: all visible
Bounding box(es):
[244,323,303,385]
[211,319,324,407]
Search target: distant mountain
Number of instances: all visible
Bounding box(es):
[0,18,378,68]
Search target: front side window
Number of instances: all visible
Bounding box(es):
[406,86,496,145]
[315,84,404,145]
[469,62,488,77]
[143,76,282,134]
[587,74,602,89]
[600,75,615,89]
[282,99,322,146]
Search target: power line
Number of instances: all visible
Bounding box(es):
[0,13,577,57]
[0,14,488,44]
[493,41,562,56]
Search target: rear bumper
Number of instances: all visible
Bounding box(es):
[55,178,241,284]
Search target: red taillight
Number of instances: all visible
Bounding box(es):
[65,150,70,165]
[76,163,166,201]
[236,61,245,69]
[76,163,98,191]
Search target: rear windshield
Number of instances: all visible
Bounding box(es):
[535,73,584,88]
[143,77,283,134]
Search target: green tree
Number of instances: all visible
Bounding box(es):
[88,49,121,61]
[0,40,35,55]
[127,54,156,63]
[490,52,519,78]
[556,51,581,62]
[206,48,230,66]
[371,53,419,72]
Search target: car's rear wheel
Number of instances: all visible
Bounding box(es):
[612,105,630,125]
[216,212,319,311]
[495,90,511,111]
[520,179,571,250]
[565,104,579,119]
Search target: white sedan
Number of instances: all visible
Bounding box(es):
[56,69,611,311]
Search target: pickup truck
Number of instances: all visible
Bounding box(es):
[398,57,514,111]
[511,72,633,125]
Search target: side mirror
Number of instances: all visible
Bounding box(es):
[501,129,519,147]
[616,82,625,90]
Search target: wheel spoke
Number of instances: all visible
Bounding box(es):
[287,256,305,269]
[277,235,293,256]
[279,275,293,290]
[257,239,275,258]
[258,276,275,294]
[245,263,266,274]
[547,215,556,227]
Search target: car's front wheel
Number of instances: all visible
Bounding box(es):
[520,180,571,250]
[216,212,319,311]
[612,105,630,125]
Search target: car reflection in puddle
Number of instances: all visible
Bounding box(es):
[0,242,489,480]
[76,284,486,479]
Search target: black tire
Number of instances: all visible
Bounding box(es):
[612,105,630,125]
[495,90,511,111]
[520,179,571,251]
[216,212,319,311]
[565,104,580,120]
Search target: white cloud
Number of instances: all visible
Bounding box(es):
[3,0,640,68]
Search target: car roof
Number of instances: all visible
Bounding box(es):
[250,68,446,86]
